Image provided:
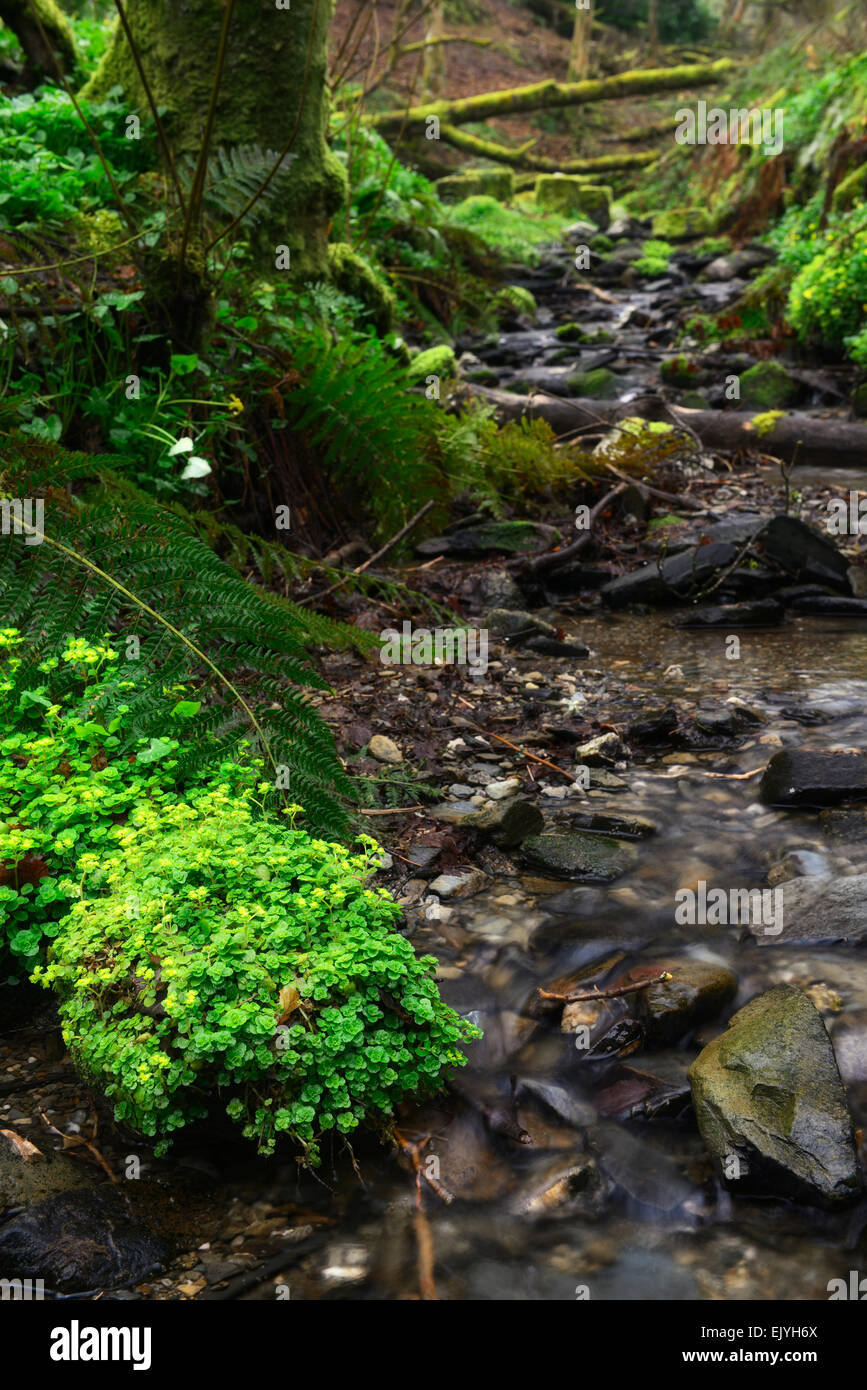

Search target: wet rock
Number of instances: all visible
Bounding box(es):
[431,797,544,847]
[674,598,784,628]
[485,777,521,801]
[521,635,589,657]
[591,1123,699,1213]
[563,810,656,838]
[749,874,867,946]
[573,732,626,765]
[428,868,489,900]
[789,595,867,616]
[608,214,648,240]
[0,1133,92,1218]
[484,608,557,642]
[757,516,851,591]
[0,1187,170,1293]
[508,1152,603,1216]
[626,706,679,745]
[562,219,600,244]
[514,1077,596,1130]
[601,540,738,607]
[595,1052,694,1120]
[651,206,712,241]
[820,806,867,843]
[416,520,555,558]
[759,749,867,807]
[476,567,526,609]
[522,832,635,881]
[630,959,738,1046]
[368,734,403,765]
[830,1011,867,1084]
[689,985,863,1206]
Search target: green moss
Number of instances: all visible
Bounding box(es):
[435,170,515,203]
[749,409,786,438]
[740,361,798,409]
[568,367,619,398]
[408,345,457,383]
[651,207,713,241]
[326,243,395,335]
[832,163,867,213]
[661,354,704,387]
[535,175,611,227]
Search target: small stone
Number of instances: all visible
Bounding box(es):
[486,777,521,800]
[368,734,403,765]
[573,732,626,766]
[428,868,490,900]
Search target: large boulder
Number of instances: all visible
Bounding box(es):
[535,175,611,227]
[436,171,515,203]
[760,749,867,807]
[689,986,863,1206]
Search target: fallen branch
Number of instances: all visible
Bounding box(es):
[526,482,628,574]
[539,969,672,1003]
[299,500,435,606]
[455,697,576,782]
[369,58,734,132]
[438,123,658,173]
[464,384,867,469]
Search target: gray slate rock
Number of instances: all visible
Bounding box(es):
[689,985,863,1206]
[748,874,867,946]
[760,749,867,807]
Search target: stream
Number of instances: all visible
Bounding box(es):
[3,224,867,1303]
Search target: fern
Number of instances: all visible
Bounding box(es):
[177,143,296,232]
[283,326,447,538]
[0,440,365,838]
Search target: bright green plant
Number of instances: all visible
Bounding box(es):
[35,787,479,1161]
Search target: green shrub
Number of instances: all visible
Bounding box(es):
[35,787,478,1161]
[785,205,867,351]
[633,238,674,277]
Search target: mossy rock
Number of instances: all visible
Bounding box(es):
[660,355,706,388]
[568,367,619,399]
[678,390,710,409]
[852,381,867,418]
[591,233,614,253]
[521,832,635,881]
[651,207,713,242]
[689,985,863,1206]
[739,360,798,410]
[407,345,457,384]
[535,176,611,228]
[436,170,515,203]
[327,243,395,335]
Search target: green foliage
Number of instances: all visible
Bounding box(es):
[633,238,674,277]
[0,449,367,836]
[779,202,867,353]
[448,194,566,265]
[597,0,715,41]
[34,787,478,1161]
[0,88,151,227]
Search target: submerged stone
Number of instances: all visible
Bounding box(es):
[521,832,635,880]
[688,985,863,1206]
[759,749,867,807]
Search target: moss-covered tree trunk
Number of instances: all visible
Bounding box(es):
[0,0,76,80]
[83,0,346,278]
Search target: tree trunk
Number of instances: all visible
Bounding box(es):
[647,0,660,62]
[82,0,346,279]
[421,1,446,104]
[569,0,592,82]
[0,0,76,80]
[465,384,867,470]
[370,58,734,133]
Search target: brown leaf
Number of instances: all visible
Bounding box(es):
[276,984,302,1024]
[0,1129,43,1162]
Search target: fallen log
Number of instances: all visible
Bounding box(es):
[369,58,734,134]
[438,124,659,174]
[464,385,867,469]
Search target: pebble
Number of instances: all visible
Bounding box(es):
[368,734,403,764]
[486,778,521,800]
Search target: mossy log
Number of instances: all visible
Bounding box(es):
[437,122,657,174]
[369,58,734,133]
[465,384,867,469]
[0,0,76,78]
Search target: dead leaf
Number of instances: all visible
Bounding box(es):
[0,1128,43,1162]
[276,984,302,1024]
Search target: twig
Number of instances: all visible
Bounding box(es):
[603,462,705,511]
[298,500,435,606]
[538,970,671,1004]
[357,804,425,815]
[455,697,575,782]
[527,483,628,574]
